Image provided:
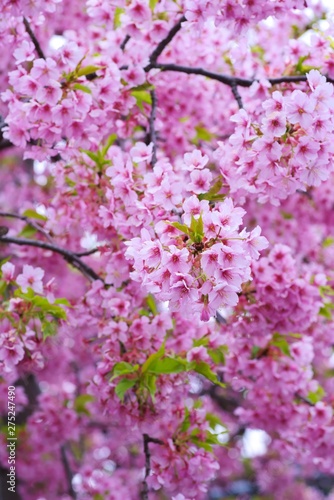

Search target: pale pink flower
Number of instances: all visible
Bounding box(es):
[130,142,153,163]
[286,90,315,129]
[184,149,209,171]
[1,262,15,283]
[13,40,35,64]
[16,265,45,294]
[189,169,212,194]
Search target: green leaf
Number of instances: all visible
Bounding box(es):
[190,436,213,452]
[146,374,157,399]
[18,225,37,238]
[319,285,334,298]
[170,221,190,236]
[111,362,139,380]
[41,321,57,340]
[114,7,125,28]
[74,394,95,415]
[94,494,104,500]
[271,333,290,357]
[295,54,309,73]
[141,341,165,374]
[145,294,158,315]
[149,0,159,10]
[193,336,209,348]
[54,298,71,306]
[101,134,117,156]
[115,378,136,401]
[281,210,294,220]
[73,83,92,94]
[81,149,100,164]
[31,296,67,319]
[191,360,225,387]
[65,176,76,187]
[307,385,325,404]
[77,65,101,77]
[205,412,225,429]
[148,357,187,374]
[251,345,261,359]
[190,215,204,243]
[208,346,226,365]
[323,236,334,248]
[194,125,215,142]
[131,90,152,111]
[319,304,332,320]
[22,209,47,221]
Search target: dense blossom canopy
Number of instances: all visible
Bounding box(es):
[1,0,334,499]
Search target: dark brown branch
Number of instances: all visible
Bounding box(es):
[0,235,102,282]
[146,16,186,67]
[141,434,164,500]
[149,62,334,89]
[120,35,131,51]
[149,90,158,167]
[23,18,45,60]
[231,81,243,109]
[60,445,77,499]
[0,211,54,243]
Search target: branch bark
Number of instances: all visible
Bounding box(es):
[141,434,163,500]
[146,16,186,68]
[150,62,334,88]
[23,17,45,60]
[60,445,77,499]
[0,212,54,243]
[149,90,158,167]
[0,235,102,282]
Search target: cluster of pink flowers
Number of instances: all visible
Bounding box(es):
[2,0,334,498]
[218,70,334,205]
[126,193,267,320]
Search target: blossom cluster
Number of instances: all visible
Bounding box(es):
[126,195,267,320]
[217,70,334,205]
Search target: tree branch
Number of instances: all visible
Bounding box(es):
[0,235,102,282]
[23,17,45,60]
[0,212,54,243]
[120,35,131,51]
[60,445,77,499]
[149,90,158,167]
[141,434,164,500]
[231,81,243,109]
[148,62,334,94]
[146,15,186,68]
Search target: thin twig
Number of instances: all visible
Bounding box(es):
[231,81,243,109]
[295,393,315,406]
[23,17,45,60]
[0,211,54,243]
[60,445,77,499]
[0,235,102,282]
[120,35,131,51]
[146,15,186,68]
[149,90,158,167]
[141,434,164,500]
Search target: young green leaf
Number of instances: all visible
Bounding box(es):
[115,378,137,401]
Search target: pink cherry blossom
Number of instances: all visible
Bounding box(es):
[16,265,45,294]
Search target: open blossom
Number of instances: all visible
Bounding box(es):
[286,90,316,129]
[1,262,15,282]
[130,142,153,163]
[16,265,45,294]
